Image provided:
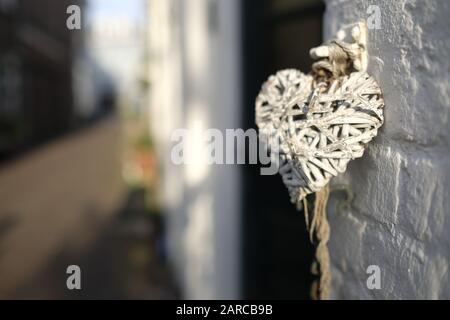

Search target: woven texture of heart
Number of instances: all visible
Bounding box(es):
[256,69,384,203]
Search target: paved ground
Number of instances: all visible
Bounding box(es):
[0,116,177,299]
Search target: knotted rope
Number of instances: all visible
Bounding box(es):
[312,40,361,81]
[302,40,360,300]
[308,185,331,300]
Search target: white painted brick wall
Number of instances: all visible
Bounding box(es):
[325,0,450,299]
[148,0,242,299]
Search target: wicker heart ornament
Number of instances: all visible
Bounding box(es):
[255,26,385,300]
[256,68,384,204]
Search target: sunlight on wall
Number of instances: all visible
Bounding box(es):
[184,108,210,187]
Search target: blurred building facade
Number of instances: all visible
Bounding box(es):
[0,0,87,156]
[0,0,125,298]
[147,0,242,299]
[83,0,144,115]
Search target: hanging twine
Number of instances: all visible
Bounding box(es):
[306,40,359,300]
[302,185,331,300]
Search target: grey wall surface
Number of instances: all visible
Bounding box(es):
[324,0,450,299]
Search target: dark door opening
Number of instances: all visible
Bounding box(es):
[241,0,325,299]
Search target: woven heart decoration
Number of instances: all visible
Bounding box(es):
[256,68,384,204]
[254,27,385,300]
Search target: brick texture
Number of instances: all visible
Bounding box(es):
[325,0,450,299]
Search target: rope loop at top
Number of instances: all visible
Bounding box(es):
[312,40,363,82]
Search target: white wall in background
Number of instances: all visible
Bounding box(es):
[147,0,241,299]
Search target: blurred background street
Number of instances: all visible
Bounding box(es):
[0,0,180,299]
[0,0,324,299]
[0,116,177,299]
